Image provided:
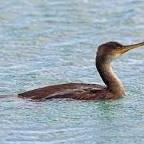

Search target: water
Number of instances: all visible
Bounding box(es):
[0,0,144,143]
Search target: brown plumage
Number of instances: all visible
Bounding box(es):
[18,41,144,101]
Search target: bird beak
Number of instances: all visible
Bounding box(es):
[122,41,144,53]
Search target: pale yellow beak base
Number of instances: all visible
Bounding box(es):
[124,41,144,50]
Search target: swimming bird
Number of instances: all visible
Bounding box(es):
[18,41,144,101]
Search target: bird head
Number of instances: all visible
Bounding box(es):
[96,41,144,63]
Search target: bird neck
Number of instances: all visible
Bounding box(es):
[96,58,125,97]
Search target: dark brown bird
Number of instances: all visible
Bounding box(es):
[18,41,144,101]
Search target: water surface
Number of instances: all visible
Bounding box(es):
[0,0,144,144]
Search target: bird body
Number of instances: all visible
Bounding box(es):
[18,83,106,100]
[18,41,144,101]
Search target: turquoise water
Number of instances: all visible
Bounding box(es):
[0,0,144,143]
